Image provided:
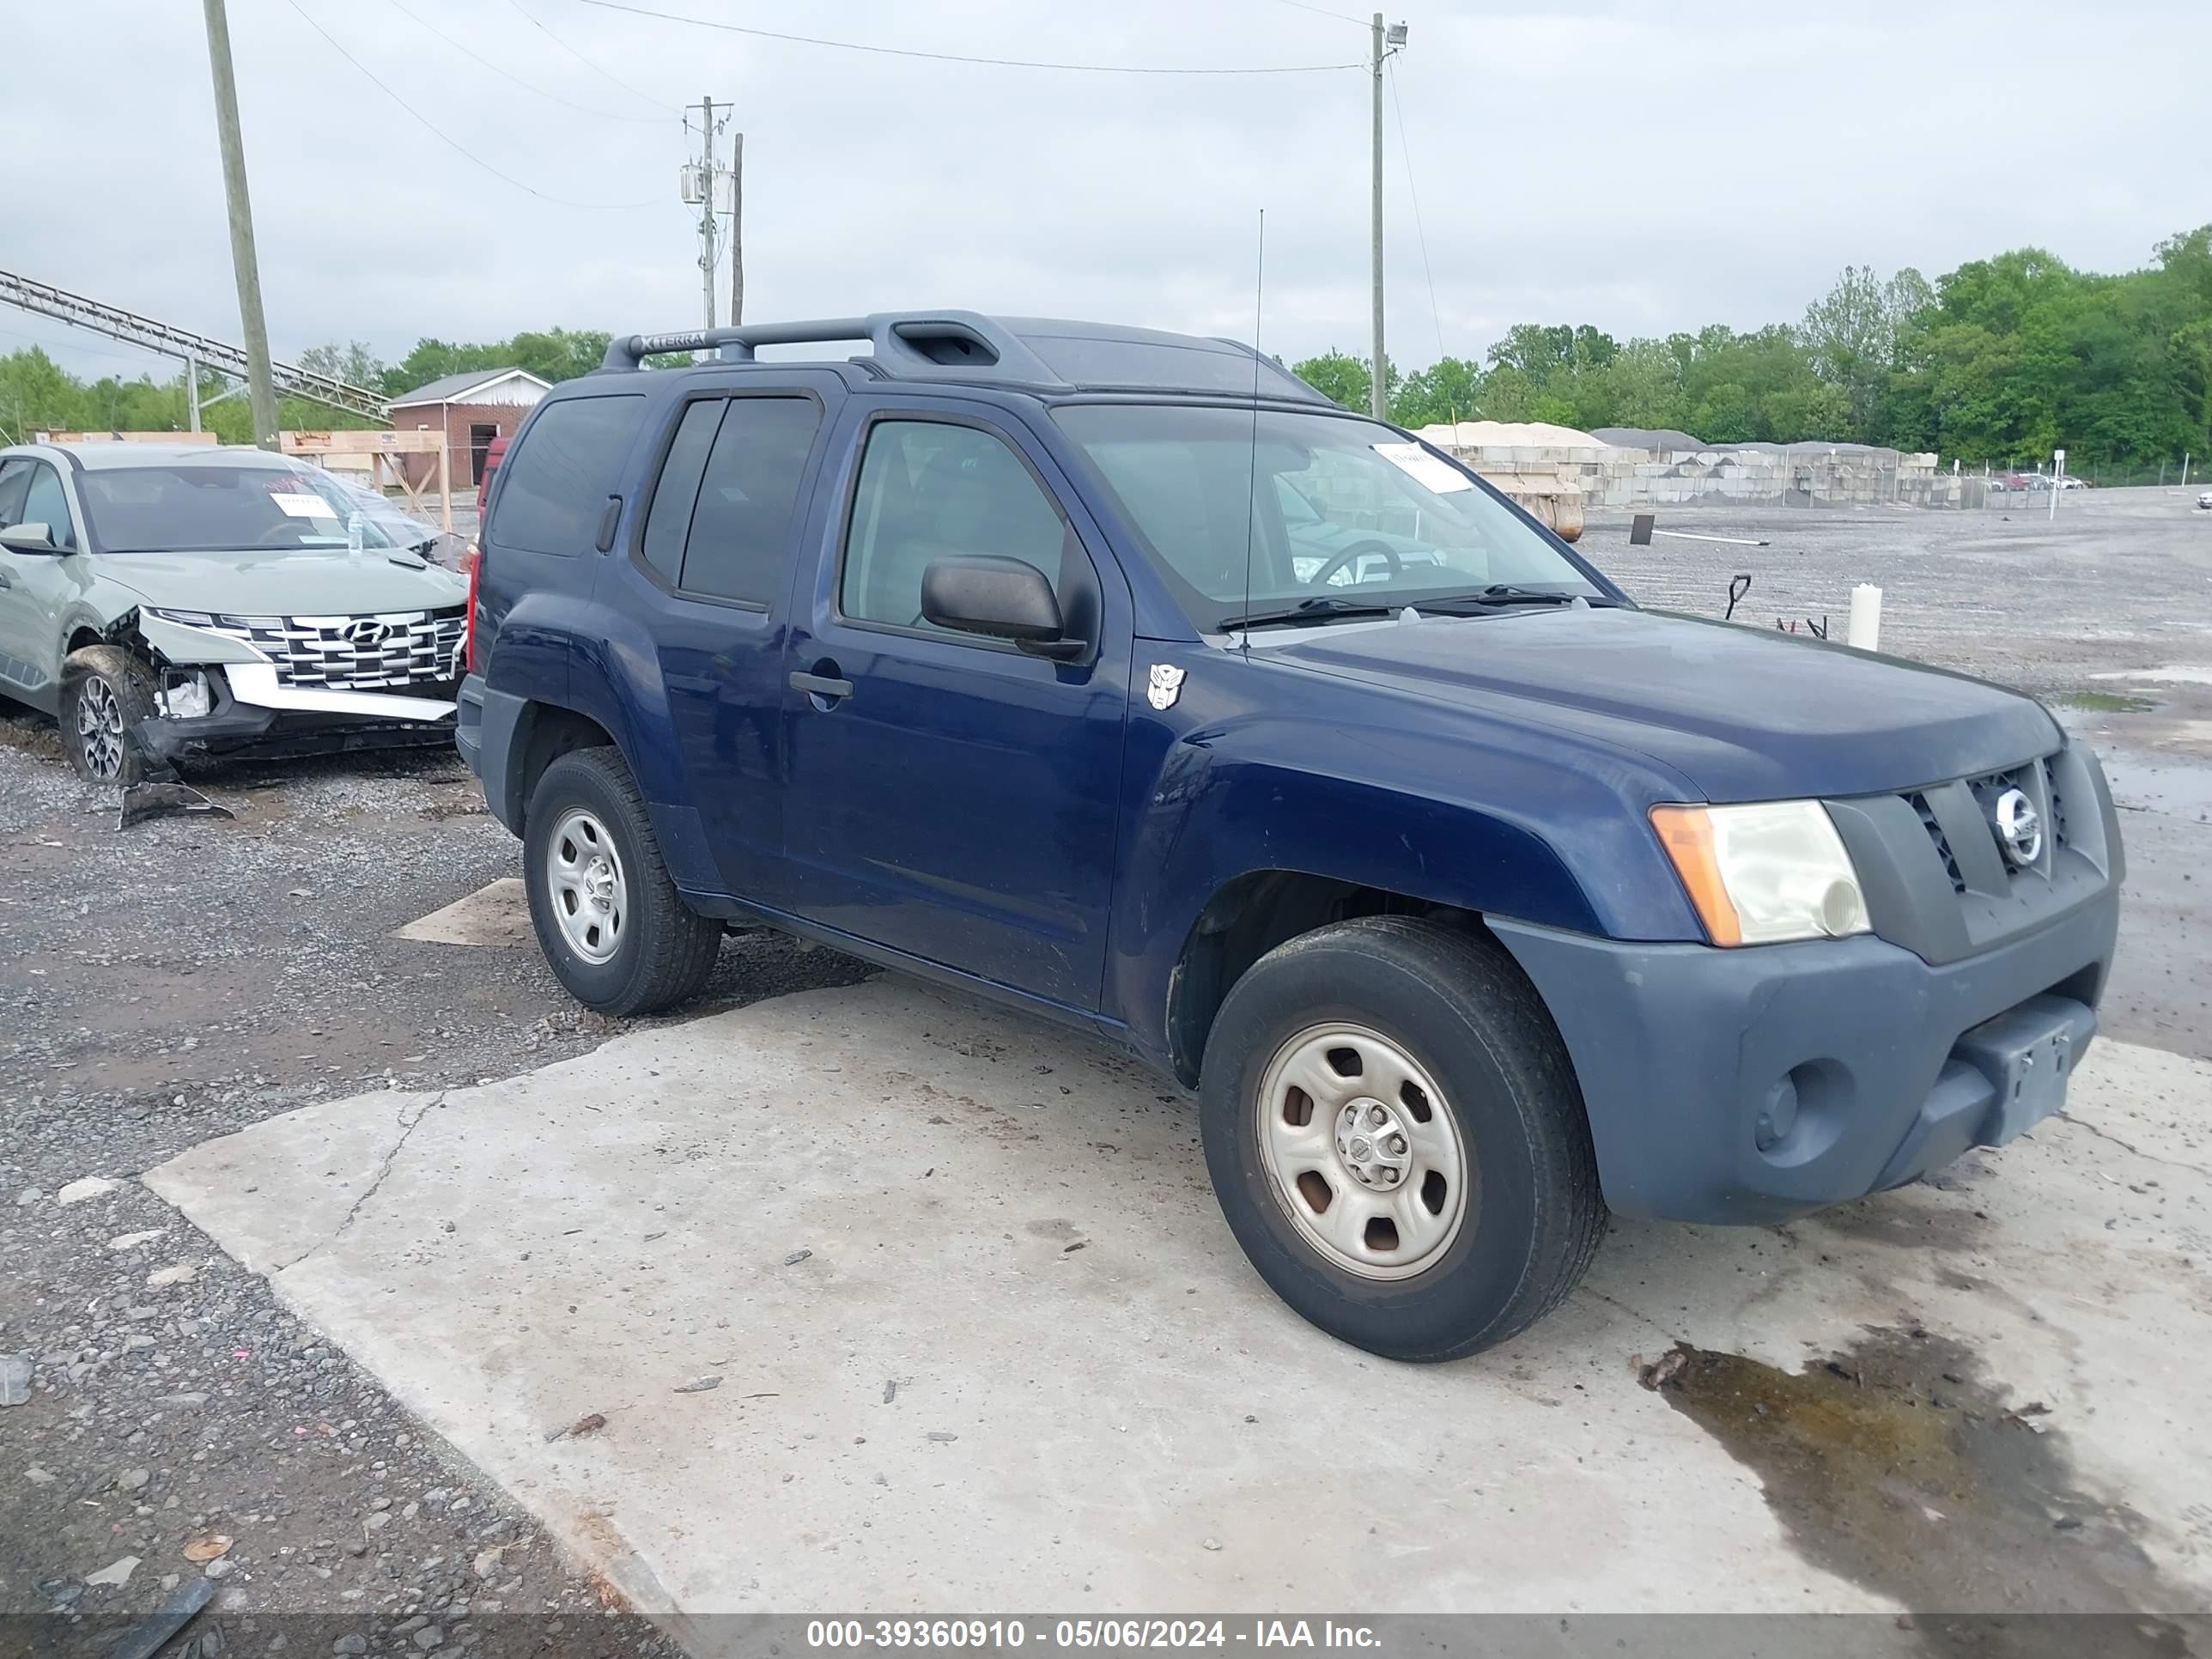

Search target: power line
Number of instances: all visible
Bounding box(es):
[385,0,671,124]
[283,1,662,210]
[1386,57,1448,367]
[1261,0,1370,26]
[576,0,1365,74]
[501,0,677,113]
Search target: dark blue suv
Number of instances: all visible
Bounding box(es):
[458,312,2123,1358]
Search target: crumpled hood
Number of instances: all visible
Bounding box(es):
[94,548,467,618]
[1263,605,2061,801]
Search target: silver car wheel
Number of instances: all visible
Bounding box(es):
[1255,1022,1472,1281]
[76,675,126,781]
[545,808,628,965]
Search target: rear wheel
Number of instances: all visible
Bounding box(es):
[523,747,720,1016]
[60,646,155,787]
[1199,917,1606,1360]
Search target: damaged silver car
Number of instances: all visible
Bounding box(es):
[0,441,468,784]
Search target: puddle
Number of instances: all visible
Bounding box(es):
[2052,690,2159,714]
[1640,1328,2200,1655]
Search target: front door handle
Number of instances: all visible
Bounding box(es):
[789,668,854,703]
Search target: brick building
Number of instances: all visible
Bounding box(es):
[386,368,551,494]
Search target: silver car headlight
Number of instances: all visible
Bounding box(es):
[1650,800,1869,946]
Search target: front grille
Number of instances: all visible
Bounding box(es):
[205,609,465,692]
[1897,756,2066,898]
[1907,790,1966,892]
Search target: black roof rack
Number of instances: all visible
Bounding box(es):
[599,310,1328,404]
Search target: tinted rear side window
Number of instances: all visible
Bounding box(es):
[492,394,644,556]
[678,397,821,605]
[639,399,724,582]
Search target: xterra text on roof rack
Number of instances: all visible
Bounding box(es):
[457,312,2123,1358]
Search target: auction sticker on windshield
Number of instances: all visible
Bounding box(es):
[1370,442,1471,493]
[269,491,337,519]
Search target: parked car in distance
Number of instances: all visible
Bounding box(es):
[0,442,469,784]
[2198,489,2212,510]
[458,312,2124,1360]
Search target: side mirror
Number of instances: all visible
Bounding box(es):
[921,556,1083,660]
[0,522,60,554]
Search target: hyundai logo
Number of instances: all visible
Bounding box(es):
[1993,787,2042,867]
[344,619,392,648]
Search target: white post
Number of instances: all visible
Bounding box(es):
[2049,447,2064,521]
[2184,453,2192,487]
[1846,584,1882,651]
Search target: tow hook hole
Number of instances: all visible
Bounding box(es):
[1363,1215,1399,1252]
[1399,1080,1432,1123]
[1295,1171,1333,1213]
[1419,1170,1448,1215]
[1282,1086,1314,1129]
[1325,1047,1363,1079]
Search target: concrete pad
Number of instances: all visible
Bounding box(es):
[145,982,2212,1631]
[393,877,532,946]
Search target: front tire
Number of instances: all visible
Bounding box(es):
[1199,918,1605,1361]
[60,646,155,787]
[523,747,721,1016]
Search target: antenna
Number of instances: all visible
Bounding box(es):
[1238,207,1265,659]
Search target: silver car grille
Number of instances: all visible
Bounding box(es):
[203,608,466,693]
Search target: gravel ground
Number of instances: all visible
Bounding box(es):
[0,728,867,1657]
[1590,485,2212,697]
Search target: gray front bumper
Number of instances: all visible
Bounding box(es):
[1491,884,2120,1224]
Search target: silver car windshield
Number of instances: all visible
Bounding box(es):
[76,465,402,555]
[1052,404,1601,628]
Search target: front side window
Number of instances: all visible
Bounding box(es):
[840,421,1067,635]
[492,394,645,556]
[0,459,33,527]
[21,465,77,550]
[678,397,821,605]
[73,464,386,555]
[1053,404,1606,628]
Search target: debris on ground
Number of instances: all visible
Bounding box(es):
[84,1553,141,1587]
[181,1533,233,1563]
[883,1379,897,1404]
[56,1176,119,1205]
[782,1248,812,1265]
[117,779,236,830]
[673,1375,722,1394]
[544,1411,607,1443]
[1635,1348,1689,1390]
[105,1574,215,1659]
[0,1353,30,1405]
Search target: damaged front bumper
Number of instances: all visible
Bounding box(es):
[125,608,459,763]
[137,660,458,763]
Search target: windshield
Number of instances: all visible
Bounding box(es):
[1053,404,1606,628]
[76,464,403,555]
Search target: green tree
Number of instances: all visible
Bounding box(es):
[1389,356,1481,429]
[1288,351,1398,413]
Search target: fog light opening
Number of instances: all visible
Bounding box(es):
[158,668,214,720]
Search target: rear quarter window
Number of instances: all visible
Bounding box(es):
[490,394,646,556]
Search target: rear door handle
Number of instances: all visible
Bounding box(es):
[789,670,854,702]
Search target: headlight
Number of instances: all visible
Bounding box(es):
[1650,800,1869,946]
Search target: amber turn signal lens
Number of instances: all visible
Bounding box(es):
[1650,805,1742,947]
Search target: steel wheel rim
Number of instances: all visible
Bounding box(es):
[1255,1022,1472,1281]
[546,808,628,965]
[76,676,125,781]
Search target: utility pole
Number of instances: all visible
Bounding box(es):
[1369,14,1386,420]
[729,131,744,327]
[695,95,719,332]
[1368,18,1406,421]
[201,0,278,450]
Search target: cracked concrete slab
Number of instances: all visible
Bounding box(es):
[142,981,2212,1632]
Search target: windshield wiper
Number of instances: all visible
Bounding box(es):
[1218,597,1401,630]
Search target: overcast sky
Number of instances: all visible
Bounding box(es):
[3,0,2198,387]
